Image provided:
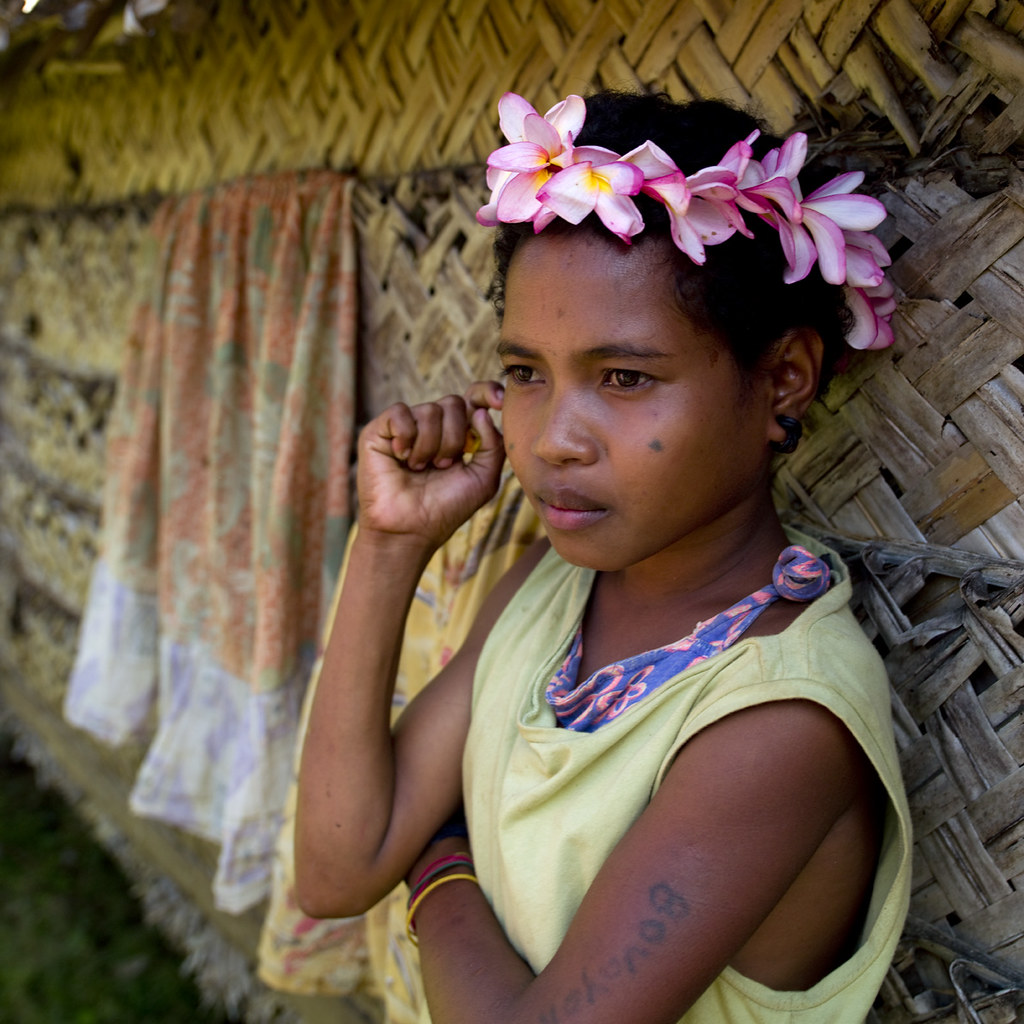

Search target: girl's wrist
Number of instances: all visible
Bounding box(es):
[350,526,438,577]
[406,843,477,944]
[405,834,472,890]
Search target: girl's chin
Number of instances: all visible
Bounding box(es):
[543,531,632,573]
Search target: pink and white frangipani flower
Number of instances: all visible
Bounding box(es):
[475,91,896,350]
[736,133,805,223]
[846,278,896,350]
[842,229,891,289]
[477,93,586,228]
[718,131,760,179]
[499,92,585,147]
[537,146,645,242]
[840,231,895,350]
[621,140,746,263]
[738,133,888,286]
[759,131,807,184]
[791,173,888,285]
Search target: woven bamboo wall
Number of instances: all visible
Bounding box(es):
[353,171,500,416]
[815,532,1024,1019]
[774,175,1024,561]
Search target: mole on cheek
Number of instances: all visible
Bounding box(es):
[648,438,664,452]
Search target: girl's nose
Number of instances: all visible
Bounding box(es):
[530,393,598,465]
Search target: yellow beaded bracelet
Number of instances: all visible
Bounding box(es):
[405,872,478,945]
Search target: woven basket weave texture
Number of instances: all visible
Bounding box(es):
[775,176,1024,562]
[822,534,1024,1016]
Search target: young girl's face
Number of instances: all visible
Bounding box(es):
[498,230,780,576]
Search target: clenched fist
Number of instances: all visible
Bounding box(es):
[356,381,506,550]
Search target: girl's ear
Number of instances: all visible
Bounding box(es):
[766,327,823,422]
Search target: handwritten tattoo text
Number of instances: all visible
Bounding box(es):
[537,882,690,1022]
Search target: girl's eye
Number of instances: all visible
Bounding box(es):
[501,365,535,385]
[606,369,649,389]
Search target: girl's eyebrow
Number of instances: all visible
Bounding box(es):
[497,338,672,362]
[496,339,536,359]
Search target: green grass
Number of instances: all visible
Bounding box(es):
[0,734,229,1024]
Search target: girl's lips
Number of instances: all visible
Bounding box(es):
[537,491,607,531]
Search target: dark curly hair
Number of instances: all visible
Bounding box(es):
[489,91,852,394]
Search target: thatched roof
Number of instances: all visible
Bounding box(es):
[1,1,1022,207]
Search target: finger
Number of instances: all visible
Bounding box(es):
[465,405,505,478]
[464,379,505,413]
[405,395,473,470]
[428,394,472,469]
[404,401,446,470]
[370,403,417,461]
[462,382,504,458]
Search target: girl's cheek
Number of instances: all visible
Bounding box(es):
[500,400,521,456]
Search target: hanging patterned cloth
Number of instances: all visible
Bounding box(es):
[65,170,357,913]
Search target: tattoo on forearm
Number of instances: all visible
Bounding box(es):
[537,882,690,1022]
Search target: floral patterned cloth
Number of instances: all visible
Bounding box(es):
[65,171,357,913]
[257,470,543,1008]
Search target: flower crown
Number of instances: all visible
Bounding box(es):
[477,93,895,351]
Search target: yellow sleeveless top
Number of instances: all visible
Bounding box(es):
[461,536,911,1023]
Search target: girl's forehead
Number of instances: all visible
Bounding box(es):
[508,229,673,278]
[505,233,677,314]
[501,231,714,355]
[501,239,729,368]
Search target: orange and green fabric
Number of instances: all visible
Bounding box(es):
[66,171,357,913]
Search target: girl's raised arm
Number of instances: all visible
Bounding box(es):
[294,384,510,918]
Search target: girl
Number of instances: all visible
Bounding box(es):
[295,91,911,1023]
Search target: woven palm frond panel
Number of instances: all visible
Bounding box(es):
[354,170,500,418]
[5,584,81,711]
[803,532,1024,1020]
[0,469,97,612]
[2,0,1023,205]
[774,175,1024,561]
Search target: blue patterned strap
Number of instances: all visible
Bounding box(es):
[545,545,830,732]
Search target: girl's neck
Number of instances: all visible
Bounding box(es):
[579,504,792,675]
[600,499,790,610]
